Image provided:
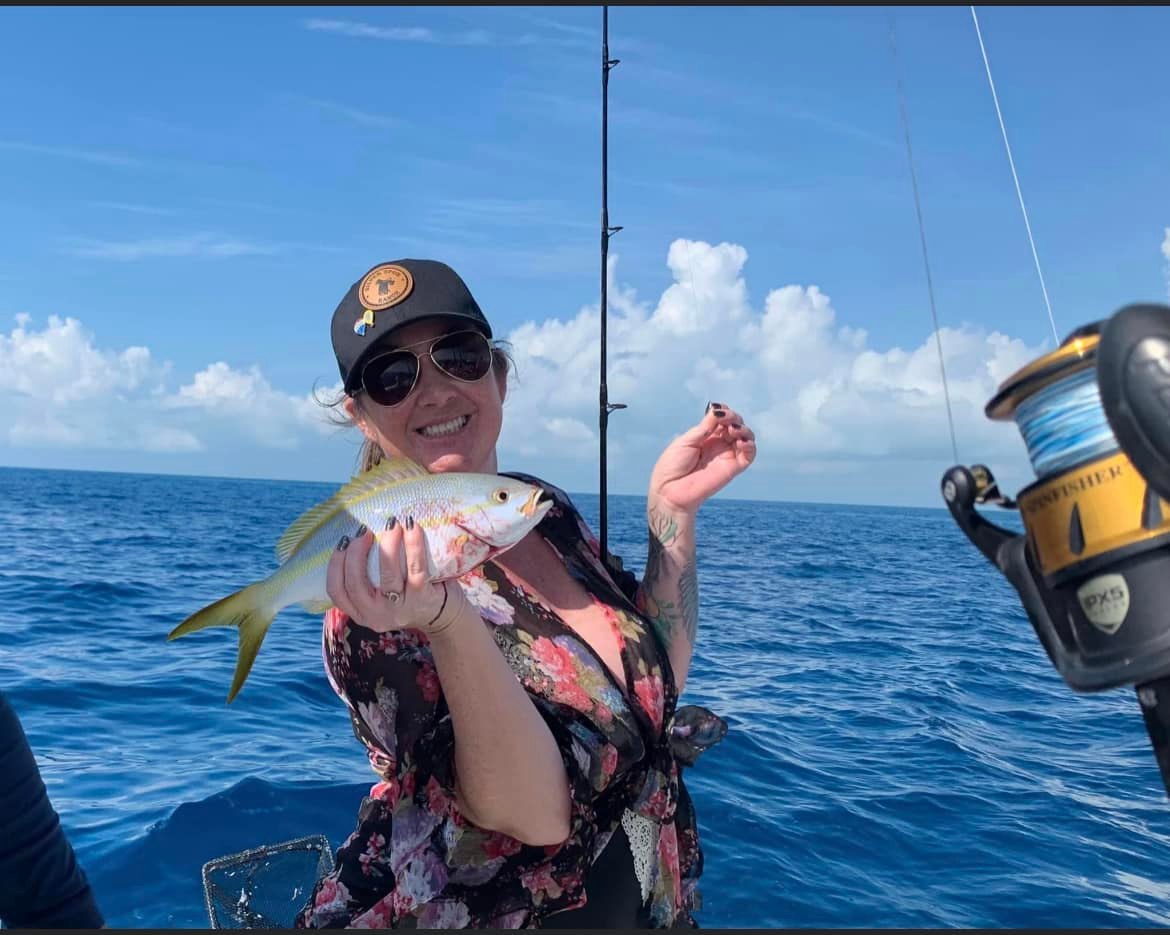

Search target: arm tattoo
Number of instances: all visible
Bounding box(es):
[644,509,677,582]
[677,562,699,645]
[640,507,699,646]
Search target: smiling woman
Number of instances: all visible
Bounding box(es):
[289,256,755,928]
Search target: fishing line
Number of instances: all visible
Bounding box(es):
[970,5,1060,346]
[888,14,960,465]
[1012,363,1119,478]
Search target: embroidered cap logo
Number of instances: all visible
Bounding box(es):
[354,264,415,336]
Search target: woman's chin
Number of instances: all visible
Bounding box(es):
[417,448,494,475]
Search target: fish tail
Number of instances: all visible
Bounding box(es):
[167,582,277,704]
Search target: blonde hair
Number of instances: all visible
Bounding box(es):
[315,343,515,474]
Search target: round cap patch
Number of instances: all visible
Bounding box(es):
[359,264,414,310]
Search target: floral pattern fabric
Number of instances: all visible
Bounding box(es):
[296,473,725,929]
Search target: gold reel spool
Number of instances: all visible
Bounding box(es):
[987,326,1170,585]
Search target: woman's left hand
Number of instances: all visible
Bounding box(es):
[648,402,757,515]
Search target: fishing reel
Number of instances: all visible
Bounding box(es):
[942,303,1170,799]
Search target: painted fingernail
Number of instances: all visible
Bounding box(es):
[385,515,397,531]
[336,535,351,551]
[405,515,415,530]
[355,524,368,538]
[705,401,713,413]
[731,421,742,429]
[713,409,727,418]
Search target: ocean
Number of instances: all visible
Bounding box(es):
[3,464,1170,928]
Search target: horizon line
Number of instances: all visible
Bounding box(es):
[0,461,956,513]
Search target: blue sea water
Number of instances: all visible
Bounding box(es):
[3,464,1170,929]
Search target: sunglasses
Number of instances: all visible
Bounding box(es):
[357,330,495,407]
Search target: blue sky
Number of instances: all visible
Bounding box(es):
[1,5,1167,507]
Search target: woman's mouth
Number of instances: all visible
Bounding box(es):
[417,415,471,439]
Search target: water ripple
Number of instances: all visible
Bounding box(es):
[4,468,1170,927]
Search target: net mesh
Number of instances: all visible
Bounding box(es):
[201,834,334,929]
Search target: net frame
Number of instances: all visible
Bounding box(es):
[201,834,334,929]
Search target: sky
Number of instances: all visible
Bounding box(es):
[1,5,1167,508]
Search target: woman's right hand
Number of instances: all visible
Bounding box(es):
[327,517,468,636]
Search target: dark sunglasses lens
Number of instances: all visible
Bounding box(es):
[364,353,418,406]
[432,333,493,382]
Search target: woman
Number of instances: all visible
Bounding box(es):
[297,258,756,928]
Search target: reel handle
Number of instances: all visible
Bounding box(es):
[941,465,1067,675]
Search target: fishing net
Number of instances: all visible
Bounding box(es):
[201,834,334,929]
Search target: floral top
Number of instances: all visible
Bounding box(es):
[296,473,726,929]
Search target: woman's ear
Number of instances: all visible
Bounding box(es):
[493,352,509,403]
[344,395,379,444]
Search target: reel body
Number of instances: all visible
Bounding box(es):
[943,461,1170,693]
[942,303,1170,797]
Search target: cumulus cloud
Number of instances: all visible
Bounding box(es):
[165,362,335,449]
[0,315,336,455]
[0,314,160,403]
[498,239,1045,499]
[2,238,1055,502]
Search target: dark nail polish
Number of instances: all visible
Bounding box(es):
[336,535,351,551]
[385,515,397,531]
[705,401,713,413]
[355,524,368,538]
[406,515,415,530]
[713,409,726,418]
[731,421,742,429]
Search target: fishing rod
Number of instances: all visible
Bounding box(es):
[599,4,625,563]
[940,8,1170,803]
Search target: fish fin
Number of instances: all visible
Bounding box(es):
[298,598,334,615]
[167,582,276,704]
[274,457,430,564]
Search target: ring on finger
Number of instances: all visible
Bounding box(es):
[382,589,403,605]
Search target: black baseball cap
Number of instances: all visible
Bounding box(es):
[331,258,492,394]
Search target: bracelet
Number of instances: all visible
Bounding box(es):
[423,581,462,637]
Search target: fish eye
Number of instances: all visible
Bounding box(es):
[492,489,509,503]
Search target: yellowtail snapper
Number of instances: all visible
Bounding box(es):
[168,457,551,702]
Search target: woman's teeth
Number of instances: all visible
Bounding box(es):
[419,415,469,439]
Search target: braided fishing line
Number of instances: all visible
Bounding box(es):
[1013,364,1119,479]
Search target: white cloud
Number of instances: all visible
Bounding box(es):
[0,314,160,403]
[303,19,489,46]
[302,17,592,52]
[1,237,1059,504]
[498,238,1047,499]
[289,96,403,129]
[87,201,175,216]
[0,315,336,455]
[1162,227,1170,301]
[0,139,143,169]
[66,234,279,261]
[164,362,334,449]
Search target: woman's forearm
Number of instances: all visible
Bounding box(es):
[636,498,699,691]
[427,603,571,846]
